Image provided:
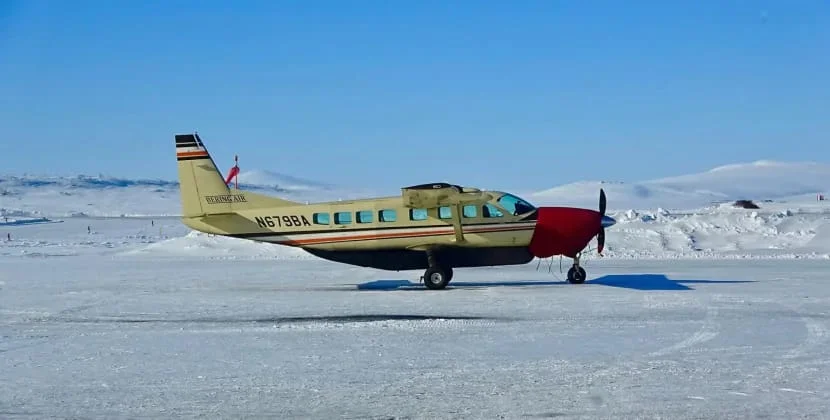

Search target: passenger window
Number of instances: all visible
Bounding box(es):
[462,205,477,218]
[379,209,396,222]
[356,210,372,223]
[482,204,504,218]
[438,206,452,219]
[334,211,352,224]
[312,212,330,225]
[409,208,427,221]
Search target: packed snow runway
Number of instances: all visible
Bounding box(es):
[2,219,830,418]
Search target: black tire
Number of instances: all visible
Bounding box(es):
[424,266,451,290]
[567,266,587,284]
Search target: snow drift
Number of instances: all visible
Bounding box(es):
[529,160,830,211]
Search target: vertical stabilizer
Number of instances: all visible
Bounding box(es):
[175,133,234,216]
[174,133,300,217]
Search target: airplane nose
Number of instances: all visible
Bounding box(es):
[601,215,616,228]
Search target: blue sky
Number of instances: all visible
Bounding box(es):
[1,1,827,191]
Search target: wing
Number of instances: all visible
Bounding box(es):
[400,182,493,245]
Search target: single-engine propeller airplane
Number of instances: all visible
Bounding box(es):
[174,133,616,289]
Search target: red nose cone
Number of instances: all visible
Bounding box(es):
[528,207,602,258]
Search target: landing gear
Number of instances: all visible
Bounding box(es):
[423,266,453,290]
[422,250,453,290]
[567,253,587,284]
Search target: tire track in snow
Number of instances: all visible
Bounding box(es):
[783,316,829,359]
[649,305,720,357]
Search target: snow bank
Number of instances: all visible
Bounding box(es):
[124,231,317,260]
[594,203,830,260]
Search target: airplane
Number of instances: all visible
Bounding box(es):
[173,133,617,289]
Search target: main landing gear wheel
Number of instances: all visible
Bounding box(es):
[423,266,452,290]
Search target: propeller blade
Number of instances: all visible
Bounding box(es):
[599,188,606,215]
[598,189,607,254]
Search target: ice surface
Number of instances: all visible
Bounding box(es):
[2,161,830,417]
[2,242,830,418]
[1,209,830,418]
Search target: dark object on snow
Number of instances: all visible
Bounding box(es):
[734,199,760,209]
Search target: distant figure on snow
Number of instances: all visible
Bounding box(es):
[6,233,10,241]
[87,226,91,234]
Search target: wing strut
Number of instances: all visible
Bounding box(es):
[451,203,466,243]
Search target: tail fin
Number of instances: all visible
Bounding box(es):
[175,133,298,217]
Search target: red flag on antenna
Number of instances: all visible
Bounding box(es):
[225,155,240,188]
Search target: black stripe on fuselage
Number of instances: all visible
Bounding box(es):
[227,220,537,239]
[176,142,199,148]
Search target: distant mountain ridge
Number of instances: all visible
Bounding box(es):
[529,160,830,211]
[2,160,828,218]
[0,171,327,193]
[0,170,356,218]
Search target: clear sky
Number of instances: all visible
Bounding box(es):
[1,1,827,191]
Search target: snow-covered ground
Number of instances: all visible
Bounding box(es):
[2,237,829,418]
[2,160,830,418]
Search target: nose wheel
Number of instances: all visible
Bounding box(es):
[567,253,586,284]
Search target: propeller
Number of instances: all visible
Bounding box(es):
[597,189,608,254]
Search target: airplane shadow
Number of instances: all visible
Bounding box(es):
[356,274,755,292]
[587,274,754,291]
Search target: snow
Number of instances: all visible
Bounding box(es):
[2,245,830,418]
[530,160,830,211]
[2,160,830,417]
[0,172,374,218]
[234,169,333,191]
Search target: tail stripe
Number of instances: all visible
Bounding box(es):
[175,133,209,160]
[175,134,199,144]
[177,155,211,161]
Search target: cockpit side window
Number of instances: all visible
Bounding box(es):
[482,203,504,218]
[497,193,536,215]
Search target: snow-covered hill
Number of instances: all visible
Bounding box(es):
[529,160,830,211]
[235,169,333,191]
[0,171,370,218]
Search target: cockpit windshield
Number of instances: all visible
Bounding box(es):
[497,193,536,215]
